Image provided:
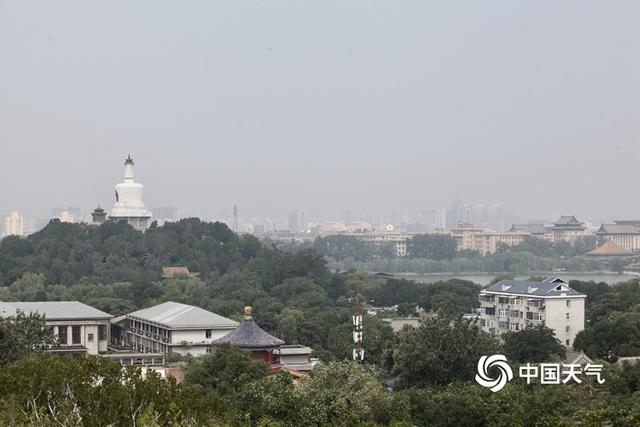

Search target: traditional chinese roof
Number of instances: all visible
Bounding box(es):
[553,215,584,229]
[509,224,549,235]
[484,278,585,298]
[585,240,630,257]
[211,307,284,349]
[596,224,640,235]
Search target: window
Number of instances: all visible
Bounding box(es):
[565,313,570,320]
[498,297,509,304]
[498,309,509,317]
[509,310,520,318]
[58,326,68,345]
[88,333,94,343]
[566,300,571,307]
[565,326,570,333]
[566,339,570,346]
[206,329,212,339]
[485,307,495,316]
[98,325,107,341]
[72,326,81,344]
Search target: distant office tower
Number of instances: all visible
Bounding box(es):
[58,211,75,223]
[4,211,24,237]
[110,155,152,232]
[233,205,239,233]
[446,198,466,229]
[288,211,299,233]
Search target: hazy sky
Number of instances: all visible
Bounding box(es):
[1,1,639,222]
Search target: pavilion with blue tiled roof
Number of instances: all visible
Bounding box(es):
[212,306,284,370]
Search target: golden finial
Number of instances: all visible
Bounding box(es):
[244,306,253,320]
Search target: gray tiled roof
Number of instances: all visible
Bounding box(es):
[554,215,582,225]
[597,224,640,235]
[212,318,284,349]
[510,224,549,234]
[128,301,238,330]
[484,278,585,297]
[0,301,112,320]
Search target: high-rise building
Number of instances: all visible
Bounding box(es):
[110,156,152,232]
[233,205,239,233]
[58,211,75,223]
[3,211,24,237]
[288,211,299,233]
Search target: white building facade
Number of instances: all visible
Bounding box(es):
[125,301,238,357]
[596,224,640,253]
[478,277,586,347]
[0,301,112,356]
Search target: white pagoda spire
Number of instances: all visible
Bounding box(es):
[109,155,152,232]
[124,155,135,181]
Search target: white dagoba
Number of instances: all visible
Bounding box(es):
[109,155,152,232]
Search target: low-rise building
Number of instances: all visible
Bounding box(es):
[274,345,315,372]
[0,301,112,356]
[450,224,484,251]
[509,224,552,240]
[550,216,587,243]
[341,230,414,257]
[125,301,238,357]
[472,231,530,255]
[478,277,586,347]
[596,224,640,253]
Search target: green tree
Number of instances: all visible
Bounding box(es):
[407,234,457,260]
[574,313,640,361]
[184,345,268,397]
[393,317,499,387]
[503,325,566,363]
[295,361,408,425]
[238,372,299,426]
[0,311,54,366]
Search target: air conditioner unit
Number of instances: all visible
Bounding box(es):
[153,334,159,340]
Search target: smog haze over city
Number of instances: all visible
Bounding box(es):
[1,1,639,225]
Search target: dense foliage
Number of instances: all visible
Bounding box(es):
[502,325,566,363]
[2,220,640,425]
[0,311,54,366]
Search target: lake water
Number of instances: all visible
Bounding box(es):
[394,273,639,286]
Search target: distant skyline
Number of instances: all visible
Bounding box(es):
[1,1,639,222]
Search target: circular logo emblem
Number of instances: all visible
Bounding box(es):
[475,354,513,392]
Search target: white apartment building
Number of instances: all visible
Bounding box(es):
[596,224,640,252]
[125,301,238,356]
[0,301,112,356]
[478,277,586,347]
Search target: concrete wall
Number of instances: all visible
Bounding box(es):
[49,320,110,355]
[545,298,585,347]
